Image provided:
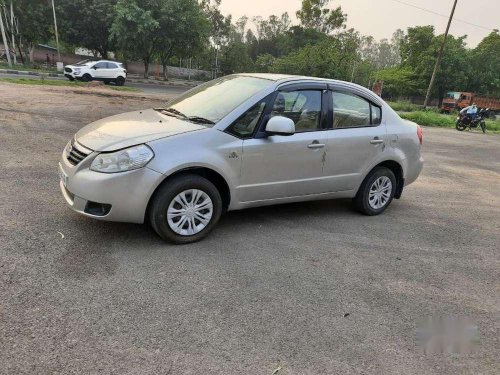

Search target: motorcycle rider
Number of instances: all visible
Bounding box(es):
[460,103,478,122]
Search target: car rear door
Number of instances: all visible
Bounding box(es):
[323,89,386,192]
[106,62,120,78]
[236,83,330,202]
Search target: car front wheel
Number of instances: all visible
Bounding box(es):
[115,76,125,86]
[354,167,396,215]
[149,175,222,244]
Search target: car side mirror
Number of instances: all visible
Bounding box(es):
[265,116,295,136]
[93,66,98,70]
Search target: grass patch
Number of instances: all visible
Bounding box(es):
[387,101,439,113]
[0,77,139,92]
[0,62,58,73]
[399,110,500,132]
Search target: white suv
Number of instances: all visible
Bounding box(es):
[64,59,127,86]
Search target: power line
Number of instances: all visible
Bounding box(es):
[389,0,495,31]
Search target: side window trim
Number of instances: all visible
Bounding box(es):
[329,89,382,129]
[224,93,274,140]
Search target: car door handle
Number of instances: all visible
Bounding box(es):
[307,142,325,149]
[370,137,384,144]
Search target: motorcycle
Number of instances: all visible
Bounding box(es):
[456,108,489,133]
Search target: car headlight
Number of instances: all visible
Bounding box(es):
[90,144,154,173]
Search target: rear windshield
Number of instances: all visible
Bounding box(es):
[165,75,273,124]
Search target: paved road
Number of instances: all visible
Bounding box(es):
[0,72,191,96]
[0,84,499,374]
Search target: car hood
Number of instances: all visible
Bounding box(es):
[75,109,206,152]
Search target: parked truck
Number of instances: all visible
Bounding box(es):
[441,91,500,115]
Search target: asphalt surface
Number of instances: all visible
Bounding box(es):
[0,84,499,374]
[0,72,190,95]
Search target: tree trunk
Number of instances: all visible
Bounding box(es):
[143,59,149,78]
[438,88,444,107]
[162,64,168,80]
[17,43,24,65]
[28,45,35,64]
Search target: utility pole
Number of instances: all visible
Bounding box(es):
[423,0,458,109]
[0,2,12,67]
[51,0,61,61]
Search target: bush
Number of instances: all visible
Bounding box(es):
[398,111,455,127]
[387,101,439,112]
[398,110,500,132]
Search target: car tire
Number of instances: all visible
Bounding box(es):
[354,167,396,216]
[149,174,222,244]
[81,74,92,82]
[104,80,110,85]
[115,76,125,86]
[68,76,75,82]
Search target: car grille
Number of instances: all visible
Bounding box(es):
[67,141,92,166]
[64,67,72,73]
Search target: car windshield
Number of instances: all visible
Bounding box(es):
[75,59,95,66]
[164,75,273,124]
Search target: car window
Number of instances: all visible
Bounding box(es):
[372,105,382,125]
[226,100,267,138]
[331,92,371,128]
[106,62,118,69]
[270,90,322,132]
[93,62,107,69]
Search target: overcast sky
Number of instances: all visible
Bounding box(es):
[219,0,498,47]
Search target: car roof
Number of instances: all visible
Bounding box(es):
[236,73,383,106]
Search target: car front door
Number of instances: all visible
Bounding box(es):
[92,62,109,79]
[323,90,386,192]
[236,87,329,203]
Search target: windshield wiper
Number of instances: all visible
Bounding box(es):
[156,107,187,118]
[187,116,215,125]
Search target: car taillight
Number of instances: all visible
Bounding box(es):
[417,126,423,145]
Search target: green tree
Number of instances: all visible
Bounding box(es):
[155,0,209,79]
[296,0,346,34]
[374,66,419,98]
[58,0,117,58]
[399,26,469,103]
[12,0,53,63]
[271,32,361,81]
[110,0,159,78]
[469,30,500,96]
[219,40,254,74]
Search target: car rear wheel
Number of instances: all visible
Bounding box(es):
[149,175,222,244]
[115,76,125,86]
[354,167,396,215]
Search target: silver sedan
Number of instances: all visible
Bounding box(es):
[59,74,423,243]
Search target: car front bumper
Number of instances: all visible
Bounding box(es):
[58,150,163,224]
